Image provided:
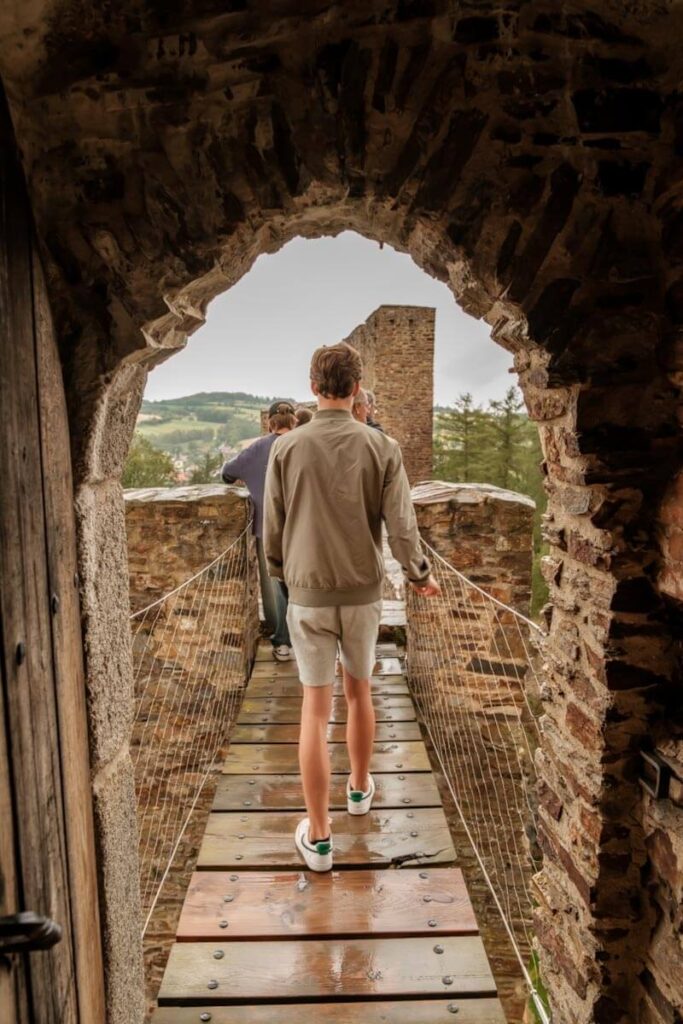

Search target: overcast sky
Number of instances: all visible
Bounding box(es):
[144,231,514,407]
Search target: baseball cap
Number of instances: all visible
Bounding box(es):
[268,400,296,416]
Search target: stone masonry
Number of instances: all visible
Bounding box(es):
[124,485,258,1013]
[0,4,681,1021]
[407,482,537,1022]
[345,305,435,483]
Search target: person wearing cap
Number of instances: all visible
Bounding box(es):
[222,401,297,662]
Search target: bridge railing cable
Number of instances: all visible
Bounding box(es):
[129,523,252,935]
[406,540,550,1024]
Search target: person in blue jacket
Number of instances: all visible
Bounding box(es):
[222,400,296,661]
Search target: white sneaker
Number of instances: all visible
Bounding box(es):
[294,818,333,872]
[347,773,376,815]
[273,644,294,662]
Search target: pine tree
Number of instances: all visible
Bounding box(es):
[485,386,525,489]
[434,393,489,482]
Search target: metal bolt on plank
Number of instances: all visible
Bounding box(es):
[207,980,219,990]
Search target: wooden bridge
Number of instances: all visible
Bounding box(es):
[152,639,506,1023]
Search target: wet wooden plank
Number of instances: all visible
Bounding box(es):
[212,773,442,812]
[246,677,410,698]
[177,868,476,939]
[157,935,495,1003]
[237,696,415,724]
[198,808,456,869]
[154,1000,507,1023]
[250,658,404,681]
[222,742,430,775]
[230,721,421,744]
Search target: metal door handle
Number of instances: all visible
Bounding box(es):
[0,912,62,954]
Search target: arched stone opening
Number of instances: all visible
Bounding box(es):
[0,4,681,1021]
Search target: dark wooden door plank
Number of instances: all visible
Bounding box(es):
[157,936,496,1003]
[212,773,442,812]
[153,999,506,1023]
[198,808,456,869]
[33,251,106,1023]
[222,742,430,775]
[230,721,421,744]
[177,868,477,939]
[0,93,79,1024]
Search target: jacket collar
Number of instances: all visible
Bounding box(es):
[314,409,353,419]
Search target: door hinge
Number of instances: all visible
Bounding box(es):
[0,912,62,955]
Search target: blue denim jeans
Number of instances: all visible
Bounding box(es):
[256,537,291,647]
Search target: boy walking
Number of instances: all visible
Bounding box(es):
[264,343,439,871]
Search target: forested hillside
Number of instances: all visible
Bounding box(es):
[136,392,287,470]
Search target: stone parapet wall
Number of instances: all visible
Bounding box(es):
[124,485,258,1011]
[406,481,537,1023]
[345,305,435,483]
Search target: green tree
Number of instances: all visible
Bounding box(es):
[434,393,489,482]
[189,451,223,484]
[122,434,177,488]
[485,386,526,489]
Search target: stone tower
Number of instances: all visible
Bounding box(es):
[344,305,435,483]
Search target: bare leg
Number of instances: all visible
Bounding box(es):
[343,666,375,791]
[299,684,334,840]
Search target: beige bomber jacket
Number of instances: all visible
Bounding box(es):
[263,409,430,607]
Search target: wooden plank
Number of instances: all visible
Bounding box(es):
[177,868,477,939]
[212,773,442,811]
[250,658,404,681]
[246,677,410,698]
[153,999,507,1023]
[0,625,29,1024]
[222,742,431,775]
[157,936,496,1002]
[230,721,421,743]
[237,696,415,723]
[0,95,78,1024]
[198,808,456,869]
[34,250,106,1023]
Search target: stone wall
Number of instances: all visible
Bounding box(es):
[124,485,258,1013]
[406,481,537,1023]
[1,4,682,1021]
[345,305,435,483]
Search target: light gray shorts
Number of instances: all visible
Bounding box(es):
[286,601,383,687]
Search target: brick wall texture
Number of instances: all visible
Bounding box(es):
[345,305,435,484]
[124,485,258,1012]
[406,482,537,1022]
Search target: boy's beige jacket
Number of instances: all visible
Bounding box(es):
[264,409,430,607]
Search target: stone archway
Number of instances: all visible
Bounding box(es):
[0,5,681,1022]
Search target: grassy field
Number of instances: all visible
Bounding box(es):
[136,392,272,457]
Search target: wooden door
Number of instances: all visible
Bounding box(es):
[0,87,106,1023]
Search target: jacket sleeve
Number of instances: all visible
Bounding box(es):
[381,444,431,584]
[221,448,249,485]
[263,446,285,579]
